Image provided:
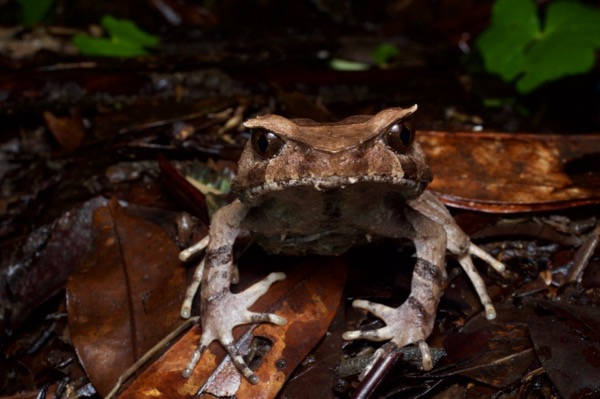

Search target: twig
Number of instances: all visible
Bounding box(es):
[105,316,199,399]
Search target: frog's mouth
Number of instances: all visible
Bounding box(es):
[237,175,428,204]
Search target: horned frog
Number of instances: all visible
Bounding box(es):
[179,105,504,383]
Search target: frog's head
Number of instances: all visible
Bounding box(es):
[233,106,432,205]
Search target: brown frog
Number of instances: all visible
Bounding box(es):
[179,105,505,383]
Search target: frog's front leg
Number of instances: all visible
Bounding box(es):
[343,206,447,371]
[180,199,287,383]
[409,191,504,320]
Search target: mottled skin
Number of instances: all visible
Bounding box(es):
[179,106,505,383]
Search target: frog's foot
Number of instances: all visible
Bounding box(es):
[343,299,435,371]
[182,272,287,383]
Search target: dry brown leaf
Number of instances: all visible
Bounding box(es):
[419,131,600,212]
[117,256,347,398]
[43,110,86,152]
[66,198,187,397]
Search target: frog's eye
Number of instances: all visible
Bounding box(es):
[384,121,413,153]
[251,129,284,159]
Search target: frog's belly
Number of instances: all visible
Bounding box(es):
[252,230,371,256]
[240,183,408,256]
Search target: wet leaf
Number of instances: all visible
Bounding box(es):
[66,198,187,397]
[279,307,346,397]
[418,131,600,212]
[117,256,346,398]
[1,197,108,330]
[437,304,536,388]
[528,301,600,399]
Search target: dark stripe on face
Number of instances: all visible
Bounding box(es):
[399,156,417,180]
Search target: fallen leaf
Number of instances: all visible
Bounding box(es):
[1,196,108,330]
[419,131,600,212]
[528,301,600,399]
[436,303,536,388]
[43,110,86,152]
[66,198,187,397]
[278,305,346,398]
[117,256,347,398]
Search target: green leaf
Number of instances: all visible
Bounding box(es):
[476,0,540,82]
[477,0,600,93]
[517,1,600,92]
[19,0,54,27]
[372,43,400,66]
[100,15,159,47]
[72,35,150,57]
[516,34,595,93]
[72,15,159,58]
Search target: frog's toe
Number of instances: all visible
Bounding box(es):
[417,340,433,370]
[246,311,287,326]
[182,273,286,381]
[182,343,207,378]
[469,243,504,273]
[343,299,398,341]
[457,251,497,320]
[342,327,392,342]
[344,299,435,361]
[224,342,259,384]
[351,299,395,319]
[237,272,287,307]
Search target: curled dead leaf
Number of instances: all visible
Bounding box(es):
[419,131,600,212]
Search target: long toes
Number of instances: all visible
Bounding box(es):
[417,340,433,371]
[246,311,287,326]
[180,304,193,319]
[469,243,505,273]
[225,343,259,384]
[238,272,287,306]
[457,253,497,320]
[179,235,209,261]
[343,327,391,342]
[181,258,206,319]
[182,344,207,378]
[351,299,393,318]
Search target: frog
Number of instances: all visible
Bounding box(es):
[178,105,505,384]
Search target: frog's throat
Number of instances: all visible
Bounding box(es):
[237,175,428,204]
